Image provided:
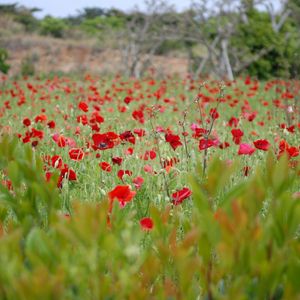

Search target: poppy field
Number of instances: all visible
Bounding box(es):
[0,74,300,299]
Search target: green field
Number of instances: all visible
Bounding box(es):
[0,75,300,299]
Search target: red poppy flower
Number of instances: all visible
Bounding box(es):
[156,126,165,133]
[77,114,88,125]
[124,96,133,104]
[165,133,182,150]
[140,217,154,231]
[132,110,144,124]
[162,157,179,168]
[228,117,239,127]
[172,187,192,205]
[47,120,56,129]
[287,125,295,133]
[142,150,156,160]
[134,128,146,137]
[144,164,154,174]
[125,147,134,155]
[31,140,38,147]
[287,146,299,158]
[90,111,104,124]
[78,101,89,112]
[45,172,53,182]
[277,140,299,159]
[51,155,63,169]
[253,139,270,151]
[238,143,256,155]
[199,138,218,150]
[69,148,85,161]
[231,129,244,145]
[112,156,123,165]
[117,170,132,181]
[92,132,119,150]
[52,134,66,147]
[209,108,219,120]
[219,141,230,149]
[279,139,289,154]
[99,161,112,172]
[65,137,76,148]
[60,167,77,181]
[118,105,127,113]
[243,112,257,122]
[120,130,135,144]
[133,176,144,189]
[2,179,13,191]
[91,124,100,133]
[31,128,44,140]
[57,136,66,147]
[245,76,251,85]
[23,118,31,127]
[108,185,136,208]
[58,167,77,188]
[34,114,47,123]
[192,127,208,139]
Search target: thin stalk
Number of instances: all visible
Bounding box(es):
[180,83,206,171]
[197,83,225,177]
[149,107,171,199]
[206,259,213,300]
[179,110,190,172]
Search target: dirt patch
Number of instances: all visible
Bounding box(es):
[1,35,189,77]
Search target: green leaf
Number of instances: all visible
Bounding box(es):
[7,160,21,188]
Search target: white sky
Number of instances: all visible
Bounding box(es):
[0,0,282,18]
[0,0,190,17]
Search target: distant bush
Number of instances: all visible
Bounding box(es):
[80,16,124,35]
[40,16,66,38]
[21,55,35,77]
[0,4,40,33]
[156,39,186,55]
[15,13,39,32]
[0,48,10,74]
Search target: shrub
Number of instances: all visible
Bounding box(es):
[0,48,10,74]
[233,10,300,79]
[40,16,66,38]
[20,55,35,77]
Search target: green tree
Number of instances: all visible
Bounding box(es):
[40,16,66,38]
[285,0,300,77]
[80,15,125,35]
[287,0,300,26]
[14,7,40,32]
[233,10,300,79]
[0,4,40,32]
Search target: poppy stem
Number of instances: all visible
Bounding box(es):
[206,259,214,300]
[179,110,190,170]
[149,107,171,199]
[199,82,225,177]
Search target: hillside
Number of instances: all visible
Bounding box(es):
[1,35,189,77]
